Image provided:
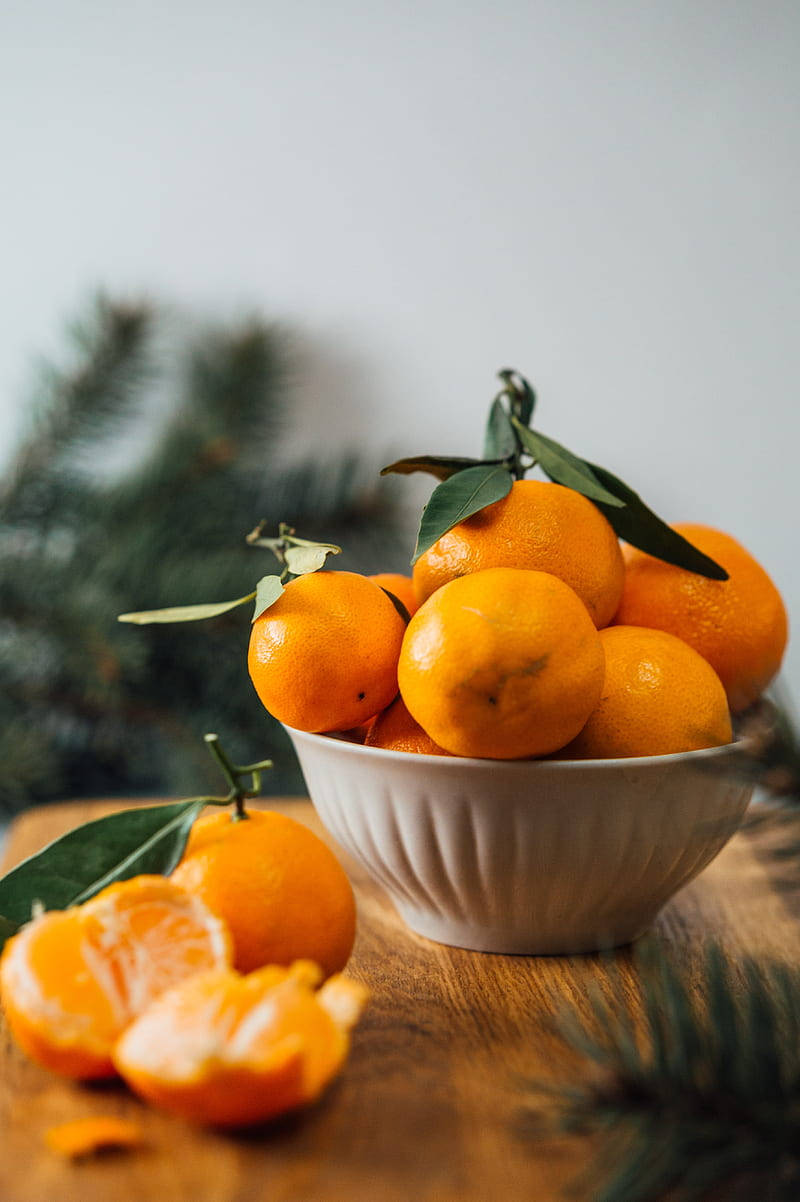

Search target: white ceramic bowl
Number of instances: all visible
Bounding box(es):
[285,728,753,955]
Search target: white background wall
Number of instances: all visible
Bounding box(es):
[2,1,799,683]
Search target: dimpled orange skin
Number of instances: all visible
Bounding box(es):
[368,573,420,616]
[559,626,733,759]
[365,695,452,756]
[171,810,356,978]
[615,524,788,713]
[398,567,605,759]
[412,479,624,628]
[248,571,407,732]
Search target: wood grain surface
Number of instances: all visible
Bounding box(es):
[0,798,797,1202]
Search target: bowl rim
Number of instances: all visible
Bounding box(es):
[284,725,753,773]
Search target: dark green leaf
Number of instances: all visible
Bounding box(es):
[118,592,256,624]
[483,398,517,460]
[380,455,496,482]
[512,420,625,507]
[412,464,513,563]
[498,369,536,426]
[0,800,206,941]
[252,574,285,621]
[586,462,729,580]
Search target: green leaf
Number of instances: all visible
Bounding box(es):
[483,398,517,460]
[412,464,513,563]
[0,800,206,943]
[586,462,729,580]
[380,455,496,482]
[512,419,625,507]
[252,574,284,621]
[284,545,333,575]
[498,369,536,426]
[118,592,256,624]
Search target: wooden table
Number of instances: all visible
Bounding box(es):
[1,798,797,1202]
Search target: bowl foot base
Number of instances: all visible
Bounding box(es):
[396,905,655,956]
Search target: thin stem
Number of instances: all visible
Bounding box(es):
[203,732,268,819]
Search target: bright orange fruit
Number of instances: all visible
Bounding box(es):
[0,876,231,1079]
[560,626,733,759]
[399,567,605,759]
[113,961,368,1128]
[615,525,788,712]
[412,479,624,627]
[364,695,451,756]
[171,809,356,977]
[248,571,406,732]
[369,573,419,616]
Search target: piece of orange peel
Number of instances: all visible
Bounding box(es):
[45,1116,145,1159]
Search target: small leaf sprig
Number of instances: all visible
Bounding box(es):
[118,522,341,626]
[382,368,728,579]
[0,734,272,948]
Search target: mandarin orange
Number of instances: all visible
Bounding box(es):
[171,809,356,977]
[248,571,406,732]
[615,525,787,712]
[399,567,605,759]
[365,695,451,756]
[412,479,624,627]
[368,573,419,616]
[559,625,732,759]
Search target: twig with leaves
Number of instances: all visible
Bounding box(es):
[382,368,728,579]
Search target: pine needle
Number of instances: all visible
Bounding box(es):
[521,945,800,1202]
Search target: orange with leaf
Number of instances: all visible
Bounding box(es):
[412,479,624,628]
[171,807,356,976]
[616,525,787,713]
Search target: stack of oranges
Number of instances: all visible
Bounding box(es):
[248,479,788,760]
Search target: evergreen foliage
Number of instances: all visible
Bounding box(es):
[0,296,409,811]
[524,943,800,1202]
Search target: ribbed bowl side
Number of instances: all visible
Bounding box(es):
[287,730,753,954]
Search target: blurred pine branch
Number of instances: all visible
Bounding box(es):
[0,295,410,810]
[522,944,800,1202]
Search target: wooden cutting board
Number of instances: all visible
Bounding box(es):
[0,798,797,1202]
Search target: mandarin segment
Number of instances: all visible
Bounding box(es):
[412,479,624,627]
[616,524,787,713]
[399,567,605,759]
[0,875,231,1080]
[560,626,733,760]
[248,570,407,732]
[171,809,356,977]
[113,961,368,1128]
